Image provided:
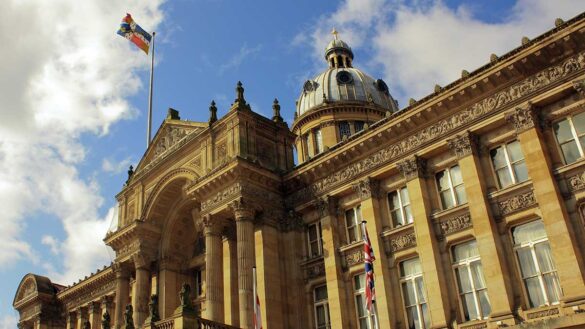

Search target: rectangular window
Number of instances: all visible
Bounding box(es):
[314,129,323,154]
[452,240,491,321]
[339,121,351,140]
[314,285,331,329]
[354,273,375,329]
[304,134,312,158]
[400,258,430,329]
[436,165,466,210]
[307,221,323,258]
[553,112,585,164]
[388,187,413,227]
[354,121,365,133]
[490,140,529,188]
[194,268,203,297]
[345,206,363,244]
[513,220,562,308]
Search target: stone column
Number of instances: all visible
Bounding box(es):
[232,200,256,329]
[76,307,87,329]
[113,263,130,329]
[254,216,284,328]
[507,106,585,303]
[318,196,351,329]
[33,315,46,329]
[133,252,152,327]
[101,296,114,327]
[223,227,239,327]
[66,312,76,329]
[352,178,397,328]
[203,214,225,322]
[397,156,450,328]
[88,302,101,329]
[447,133,515,321]
[159,257,180,318]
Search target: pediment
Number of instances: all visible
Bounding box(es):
[135,119,207,173]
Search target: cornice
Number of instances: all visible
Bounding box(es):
[291,102,388,133]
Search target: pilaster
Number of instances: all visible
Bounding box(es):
[66,312,76,329]
[158,257,180,319]
[447,132,515,322]
[76,307,87,329]
[351,177,397,328]
[223,228,239,327]
[507,105,585,304]
[88,301,101,329]
[397,156,451,328]
[232,199,256,329]
[203,214,224,322]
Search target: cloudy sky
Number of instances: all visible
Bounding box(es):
[1,0,584,327]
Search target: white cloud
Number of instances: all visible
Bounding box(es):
[0,0,166,285]
[0,314,17,329]
[218,44,262,74]
[41,236,61,255]
[296,0,585,105]
[102,157,133,174]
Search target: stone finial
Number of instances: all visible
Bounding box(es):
[555,18,565,27]
[208,100,217,125]
[166,108,180,120]
[272,98,284,123]
[408,98,416,106]
[490,53,499,63]
[521,36,530,45]
[461,70,470,78]
[434,84,442,93]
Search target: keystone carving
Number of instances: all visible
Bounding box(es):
[352,178,380,201]
[447,132,478,159]
[397,156,426,181]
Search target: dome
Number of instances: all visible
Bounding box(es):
[325,39,354,60]
[296,67,398,116]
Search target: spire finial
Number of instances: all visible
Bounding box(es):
[331,28,339,40]
[272,98,283,123]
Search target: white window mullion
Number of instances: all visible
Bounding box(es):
[447,169,457,207]
[569,117,585,157]
[530,245,550,305]
[503,145,517,184]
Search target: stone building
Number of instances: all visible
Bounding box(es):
[13,11,585,329]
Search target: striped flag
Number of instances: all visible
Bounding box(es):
[117,13,152,54]
[253,267,263,329]
[362,221,376,312]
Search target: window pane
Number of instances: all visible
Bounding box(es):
[517,248,538,278]
[535,242,556,273]
[388,191,400,210]
[346,209,355,226]
[309,225,317,241]
[406,306,419,329]
[356,294,366,317]
[490,147,508,169]
[463,293,478,320]
[310,241,319,256]
[561,141,581,164]
[348,227,357,243]
[496,168,513,188]
[316,305,326,326]
[315,286,328,301]
[478,290,491,318]
[507,141,524,162]
[402,281,416,306]
[400,187,410,204]
[401,258,422,277]
[470,261,487,289]
[450,165,463,186]
[421,303,431,329]
[359,318,368,329]
[440,190,454,209]
[543,273,562,303]
[436,171,450,191]
[456,267,473,293]
[404,205,413,224]
[391,210,404,226]
[513,221,547,245]
[525,277,546,307]
[554,120,575,143]
[354,274,365,290]
[513,161,529,183]
[573,112,585,135]
[415,277,426,302]
[355,121,365,133]
[453,240,479,261]
[455,185,467,204]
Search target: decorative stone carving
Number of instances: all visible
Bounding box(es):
[124,305,134,329]
[320,120,336,128]
[147,295,160,323]
[101,310,111,329]
[352,178,380,201]
[439,213,472,236]
[132,251,154,270]
[201,183,243,212]
[305,261,325,280]
[460,322,487,329]
[526,307,560,319]
[505,105,538,133]
[573,78,585,96]
[390,231,417,252]
[498,191,537,215]
[568,171,585,191]
[177,283,195,313]
[83,320,91,329]
[397,156,426,181]
[344,248,365,267]
[315,196,338,218]
[447,132,478,158]
[288,51,585,206]
[153,126,189,158]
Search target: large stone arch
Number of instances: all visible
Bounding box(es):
[159,197,203,261]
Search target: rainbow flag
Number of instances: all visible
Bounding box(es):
[117,14,152,54]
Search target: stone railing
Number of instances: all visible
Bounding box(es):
[196,317,240,329]
[154,317,175,329]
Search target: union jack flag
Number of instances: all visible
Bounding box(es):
[362,221,376,312]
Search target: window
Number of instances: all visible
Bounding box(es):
[436,165,466,210]
[314,285,331,329]
[452,241,491,321]
[307,221,323,257]
[400,258,430,329]
[339,121,351,140]
[354,121,365,133]
[490,140,529,188]
[354,273,376,329]
[513,220,562,308]
[553,112,585,164]
[304,134,312,158]
[314,129,323,154]
[388,187,413,227]
[345,206,363,244]
[194,268,203,297]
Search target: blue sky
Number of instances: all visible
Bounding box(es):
[1,0,585,327]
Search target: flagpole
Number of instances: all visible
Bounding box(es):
[147,31,155,148]
[253,266,257,329]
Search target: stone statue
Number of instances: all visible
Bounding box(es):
[82,320,91,329]
[179,282,192,309]
[148,294,160,322]
[124,304,134,329]
[101,310,110,329]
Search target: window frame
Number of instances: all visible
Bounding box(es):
[553,113,585,165]
[489,140,528,189]
[511,221,562,308]
[307,221,324,258]
[353,273,375,329]
[339,121,351,141]
[314,285,331,329]
[344,205,363,244]
[450,240,491,321]
[314,128,323,154]
[387,186,413,227]
[435,164,466,210]
[399,258,430,329]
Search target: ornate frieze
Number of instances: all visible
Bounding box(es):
[568,171,585,191]
[201,183,242,212]
[460,322,487,329]
[304,260,325,280]
[526,307,560,320]
[498,191,537,215]
[447,132,478,159]
[438,213,472,236]
[573,78,585,96]
[397,156,426,181]
[389,230,417,252]
[288,51,585,206]
[351,178,380,201]
[153,126,189,158]
[506,105,538,133]
[343,247,365,268]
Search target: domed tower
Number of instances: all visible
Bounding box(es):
[292,30,399,163]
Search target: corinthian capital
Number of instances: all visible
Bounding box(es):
[352,178,380,201]
[397,156,426,181]
[315,195,338,218]
[506,104,539,133]
[230,198,254,221]
[133,251,154,270]
[447,131,478,159]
